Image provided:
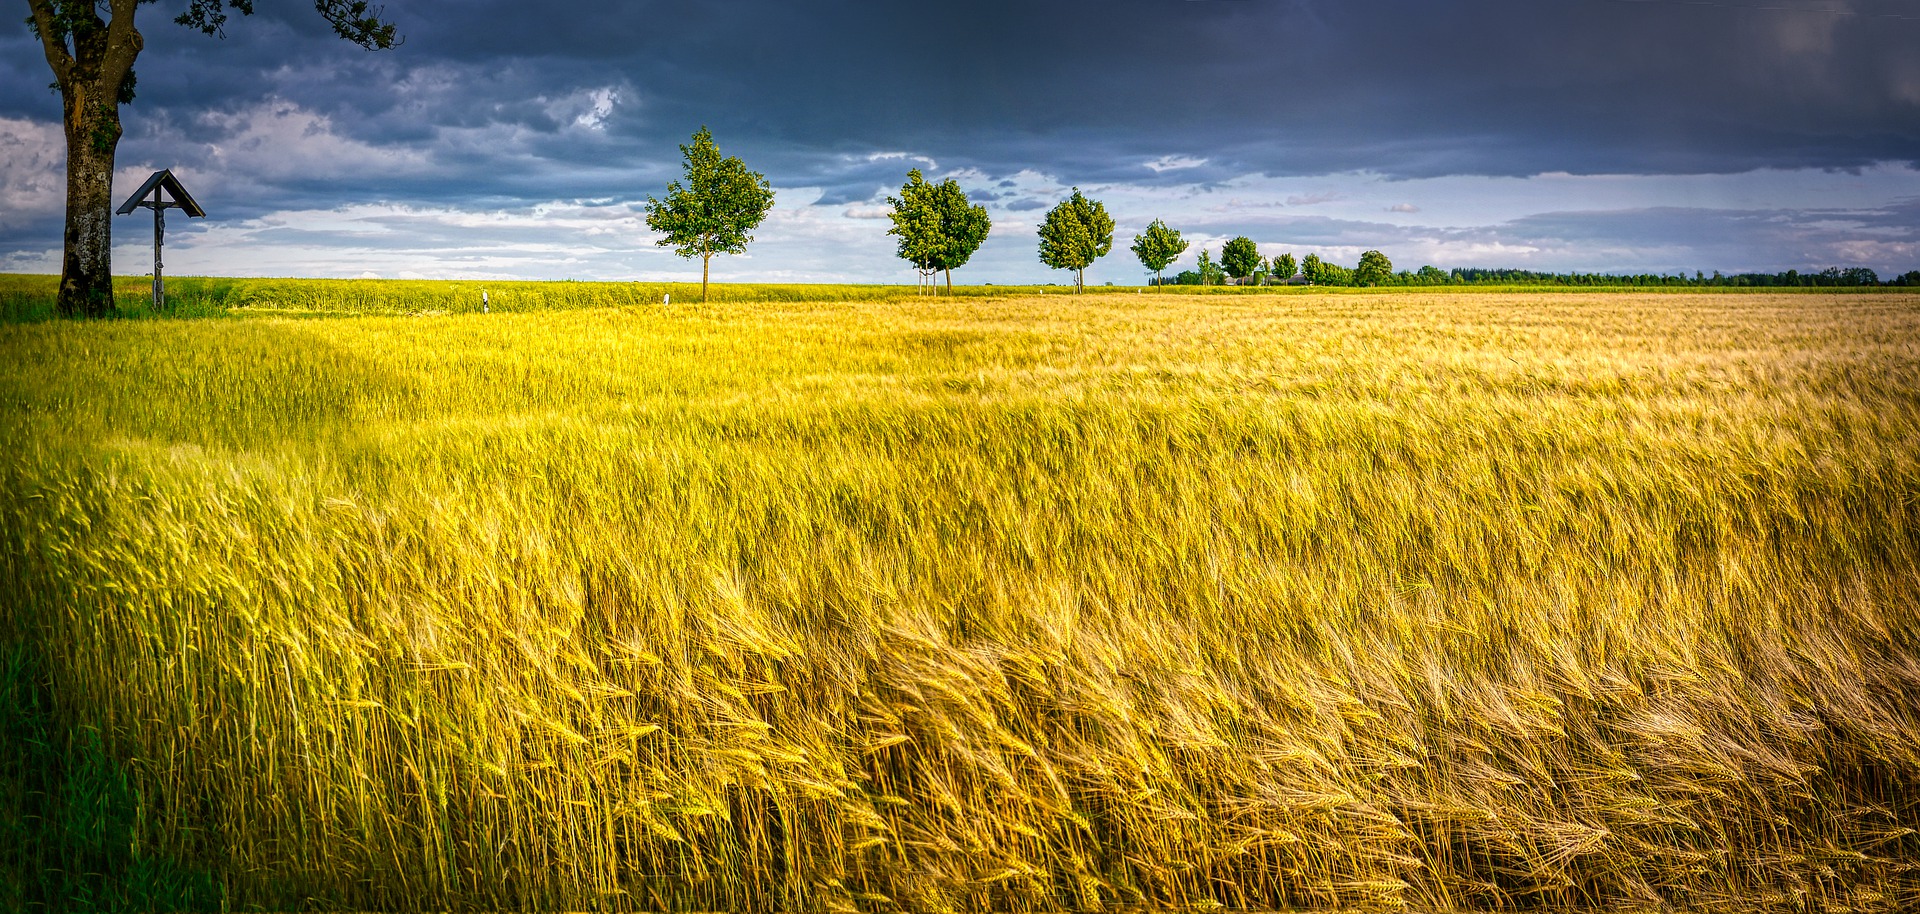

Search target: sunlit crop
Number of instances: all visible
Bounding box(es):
[3,286,1917,911]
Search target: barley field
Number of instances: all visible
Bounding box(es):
[2,287,1918,912]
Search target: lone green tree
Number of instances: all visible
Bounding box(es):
[28,0,399,317]
[1273,252,1297,282]
[645,127,775,302]
[1355,249,1393,286]
[886,169,990,294]
[1221,235,1261,284]
[1036,188,1113,292]
[1129,219,1187,287]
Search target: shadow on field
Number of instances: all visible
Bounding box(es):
[0,646,223,911]
[0,316,417,910]
[1,316,419,454]
[0,275,248,323]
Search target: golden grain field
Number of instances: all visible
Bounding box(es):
[2,290,1918,911]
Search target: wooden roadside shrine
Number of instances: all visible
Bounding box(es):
[117,170,205,311]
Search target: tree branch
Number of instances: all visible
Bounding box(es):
[103,0,146,92]
[314,0,399,49]
[176,0,247,39]
[25,0,74,88]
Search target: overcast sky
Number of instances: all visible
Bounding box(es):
[3,0,1918,283]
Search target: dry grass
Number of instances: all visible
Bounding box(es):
[2,290,1918,911]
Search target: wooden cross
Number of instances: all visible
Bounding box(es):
[116,170,206,311]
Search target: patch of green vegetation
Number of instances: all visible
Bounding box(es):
[0,646,223,912]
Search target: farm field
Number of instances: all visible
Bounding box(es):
[2,286,1918,911]
[0,273,1857,324]
[0,273,1202,323]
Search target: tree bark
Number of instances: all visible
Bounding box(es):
[945,267,952,295]
[701,251,711,302]
[60,97,121,317]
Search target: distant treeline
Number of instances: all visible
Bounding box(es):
[1162,260,1920,288]
[1430,266,1915,287]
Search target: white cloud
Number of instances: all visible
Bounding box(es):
[864,151,939,172]
[1144,155,1207,172]
[1830,237,1918,264]
[1286,191,1345,206]
[0,116,203,234]
[942,167,992,186]
[31,159,1915,285]
[195,98,431,182]
[0,246,58,273]
[1388,203,1420,213]
[0,117,64,231]
[567,86,620,131]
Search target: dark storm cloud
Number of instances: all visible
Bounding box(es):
[357,0,1920,178]
[11,0,1918,184]
[4,0,1918,278]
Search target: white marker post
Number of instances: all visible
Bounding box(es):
[482,289,490,313]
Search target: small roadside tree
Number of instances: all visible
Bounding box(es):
[887,170,991,294]
[645,126,774,302]
[886,170,941,293]
[1036,188,1113,292]
[1301,253,1323,285]
[1356,250,1393,286]
[1129,218,1187,288]
[1195,247,1222,286]
[1273,252,1297,283]
[28,0,400,317]
[935,174,995,292]
[1221,235,1261,284]
[930,179,990,292]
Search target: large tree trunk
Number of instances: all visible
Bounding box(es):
[945,267,952,295]
[31,0,142,318]
[59,93,121,318]
[701,252,711,302]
